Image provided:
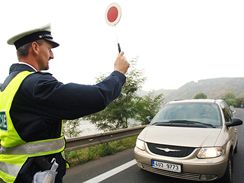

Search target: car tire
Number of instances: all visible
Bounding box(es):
[220,153,233,183]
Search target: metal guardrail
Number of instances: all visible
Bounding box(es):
[65,125,146,151]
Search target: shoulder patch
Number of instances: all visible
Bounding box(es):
[0,111,7,131]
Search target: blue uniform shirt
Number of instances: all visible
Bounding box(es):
[1,63,126,182]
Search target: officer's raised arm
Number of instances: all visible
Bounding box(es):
[0,24,130,183]
[114,51,130,74]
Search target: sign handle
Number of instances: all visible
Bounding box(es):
[118,43,121,53]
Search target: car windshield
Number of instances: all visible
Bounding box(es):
[151,102,222,128]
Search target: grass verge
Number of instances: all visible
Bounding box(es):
[64,135,137,167]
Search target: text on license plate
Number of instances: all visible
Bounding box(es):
[152,160,182,173]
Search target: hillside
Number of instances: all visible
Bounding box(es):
[153,77,244,102]
[137,88,174,97]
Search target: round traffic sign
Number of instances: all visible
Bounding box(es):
[105,3,122,26]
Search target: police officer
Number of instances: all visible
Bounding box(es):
[0,24,129,183]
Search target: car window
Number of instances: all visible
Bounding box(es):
[151,102,221,127]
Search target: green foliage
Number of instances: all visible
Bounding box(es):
[85,58,164,131]
[222,92,238,107]
[63,119,81,138]
[109,135,137,151]
[64,136,137,167]
[65,148,90,165]
[134,92,164,124]
[194,92,207,99]
[85,58,145,131]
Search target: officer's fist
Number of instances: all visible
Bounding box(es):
[114,52,130,74]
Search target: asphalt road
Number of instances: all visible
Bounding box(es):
[64,108,244,183]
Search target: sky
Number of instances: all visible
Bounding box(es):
[1,0,244,91]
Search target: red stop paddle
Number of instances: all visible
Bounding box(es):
[105,3,122,53]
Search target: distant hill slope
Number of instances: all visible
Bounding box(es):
[137,89,174,97]
[160,78,244,102]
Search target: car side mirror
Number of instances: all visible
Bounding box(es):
[226,118,243,127]
[145,116,152,124]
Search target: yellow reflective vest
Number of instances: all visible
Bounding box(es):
[0,71,65,183]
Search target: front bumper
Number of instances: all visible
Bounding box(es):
[134,147,228,182]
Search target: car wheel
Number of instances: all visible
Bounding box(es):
[220,154,233,183]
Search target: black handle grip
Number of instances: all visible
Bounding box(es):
[118,43,121,53]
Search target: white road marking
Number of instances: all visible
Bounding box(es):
[83,159,137,183]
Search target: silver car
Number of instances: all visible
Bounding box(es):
[134,99,242,183]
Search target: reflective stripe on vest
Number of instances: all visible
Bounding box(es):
[0,162,20,177]
[0,137,65,155]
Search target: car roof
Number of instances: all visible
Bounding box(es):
[167,99,224,105]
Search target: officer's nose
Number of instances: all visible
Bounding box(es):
[49,49,54,59]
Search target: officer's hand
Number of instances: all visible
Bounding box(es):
[114,52,130,74]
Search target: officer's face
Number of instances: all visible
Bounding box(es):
[36,41,54,70]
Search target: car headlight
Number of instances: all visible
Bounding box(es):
[136,139,146,150]
[197,147,224,159]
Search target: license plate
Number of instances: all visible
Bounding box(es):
[152,160,182,173]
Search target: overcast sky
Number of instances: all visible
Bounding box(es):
[1,0,244,90]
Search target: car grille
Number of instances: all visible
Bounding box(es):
[147,142,195,157]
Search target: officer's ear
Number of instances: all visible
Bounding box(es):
[31,41,40,55]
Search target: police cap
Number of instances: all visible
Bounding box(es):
[7,24,59,49]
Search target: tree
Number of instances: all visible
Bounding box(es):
[85,58,145,131]
[134,92,164,124]
[194,92,207,99]
[63,119,82,138]
[222,92,238,107]
[65,58,164,134]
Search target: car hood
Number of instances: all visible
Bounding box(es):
[138,126,222,147]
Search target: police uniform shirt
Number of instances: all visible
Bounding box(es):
[1,63,126,182]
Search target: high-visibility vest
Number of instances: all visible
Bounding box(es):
[0,71,65,183]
